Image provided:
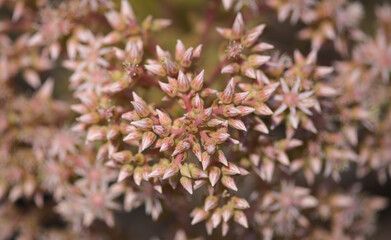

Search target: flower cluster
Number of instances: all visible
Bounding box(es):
[1,0,391,239]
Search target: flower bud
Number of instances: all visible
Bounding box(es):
[163,163,179,179]
[140,131,156,152]
[237,106,255,116]
[145,63,166,77]
[218,150,228,166]
[156,109,172,126]
[158,81,177,97]
[107,125,120,140]
[248,54,270,67]
[222,205,233,222]
[177,71,190,92]
[192,142,202,161]
[160,57,178,76]
[232,13,245,39]
[189,164,208,179]
[175,40,185,61]
[131,118,153,130]
[180,176,193,194]
[222,163,241,175]
[77,112,100,124]
[131,101,149,118]
[122,110,140,121]
[209,166,221,187]
[223,105,242,117]
[111,150,132,163]
[191,70,204,91]
[218,78,235,104]
[180,164,192,178]
[118,164,134,182]
[242,24,266,48]
[234,210,248,228]
[201,152,211,170]
[231,197,250,209]
[228,118,247,131]
[191,208,207,225]
[180,47,193,67]
[204,196,218,211]
[211,210,222,228]
[160,137,174,152]
[221,175,238,191]
[221,63,240,74]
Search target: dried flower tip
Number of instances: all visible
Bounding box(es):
[191,70,204,91]
[163,163,179,179]
[177,71,190,92]
[180,177,193,195]
[204,196,218,211]
[131,101,149,118]
[221,175,238,191]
